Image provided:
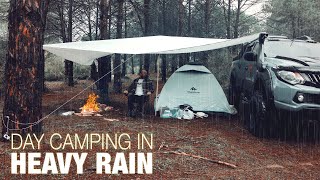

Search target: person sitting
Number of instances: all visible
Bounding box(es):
[124,70,154,117]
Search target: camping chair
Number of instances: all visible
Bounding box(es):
[137,95,151,117]
[127,94,151,118]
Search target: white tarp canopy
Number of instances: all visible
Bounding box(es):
[43,33,261,65]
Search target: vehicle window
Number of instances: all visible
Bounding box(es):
[233,44,247,61]
[252,42,261,55]
[265,41,320,58]
[240,42,257,60]
[244,44,254,53]
[238,44,246,57]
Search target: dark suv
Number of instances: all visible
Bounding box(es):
[229,33,320,139]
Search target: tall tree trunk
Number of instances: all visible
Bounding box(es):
[40,1,50,93]
[185,0,192,65]
[2,0,50,136]
[161,55,167,82]
[143,0,151,72]
[188,0,192,36]
[161,0,167,82]
[171,56,177,73]
[204,0,211,37]
[122,1,128,77]
[203,0,211,66]
[57,1,72,85]
[64,62,74,86]
[114,0,124,93]
[291,18,296,39]
[131,57,135,74]
[97,0,110,104]
[95,0,99,40]
[226,0,231,39]
[90,63,98,81]
[143,52,150,73]
[88,6,92,41]
[106,1,112,82]
[139,55,143,72]
[65,0,74,87]
[178,0,184,36]
[58,2,67,43]
[154,55,157,73]
[178,0,187,67]
[297,16,301,37]
[234,0,241,38]
[87,2,98,81]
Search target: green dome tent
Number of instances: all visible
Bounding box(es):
[155,64,236,114]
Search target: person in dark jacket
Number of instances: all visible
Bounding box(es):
[124,69,154,117]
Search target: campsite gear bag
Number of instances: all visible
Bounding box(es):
[160,107,171,118]
[182,109,194,120]
[160,110,172,118]
[170,107,183,119]
[160,106,194,119]
[160,107,180,119]
[195,112,208,118]
[181,105,194,120]
[179,104,193,111]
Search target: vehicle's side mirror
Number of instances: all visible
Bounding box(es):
[259,32,268,44]
[243,52,256,61]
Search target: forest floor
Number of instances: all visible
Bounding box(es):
[1,79,320,179]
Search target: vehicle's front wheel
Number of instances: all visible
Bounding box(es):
[249,90,270,138]
[239,93,250,127]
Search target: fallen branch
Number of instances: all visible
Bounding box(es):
[160,151,237,169]
[103,118,119,122]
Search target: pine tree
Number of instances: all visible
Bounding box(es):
[2,0,50,136]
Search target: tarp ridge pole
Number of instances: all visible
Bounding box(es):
[155,55,161,116]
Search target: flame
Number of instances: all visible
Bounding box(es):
[81,93,100,113]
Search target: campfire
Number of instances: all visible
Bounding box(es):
[63,93,115,117]
[76,93,102,116]
[81,93,100,113]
